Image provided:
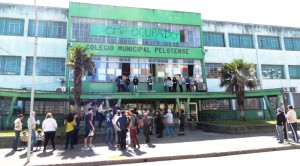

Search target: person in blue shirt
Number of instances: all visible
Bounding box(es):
[116,111,128,150]
[83,108,95,150]
[106,109,114,146]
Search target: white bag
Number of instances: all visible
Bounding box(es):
[88,130,94,137]
[126,130,131,145]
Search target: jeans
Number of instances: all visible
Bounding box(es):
[148,85,152,92]
[65,130,74,148]
[73,129,79,145]
[30,129,36,151]
[165,124,175,137]
[125,85,130,92]
[106,127,115,144]
[276,125,283,143]
[134,85,138,92]
[12,130,20,150]
[164,86,167,92]
[289,122,299,142]
[120,129,127,150]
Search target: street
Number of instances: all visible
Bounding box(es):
[118,149,300,166]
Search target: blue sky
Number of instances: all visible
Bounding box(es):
[1,0,299,28]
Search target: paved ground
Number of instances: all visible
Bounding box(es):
[1,129,300,166]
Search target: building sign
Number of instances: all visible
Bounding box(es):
[86,44,189,54]
[90,25,180,42]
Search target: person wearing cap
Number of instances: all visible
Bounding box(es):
[12,114,24,151]
[276,108,286,143]
[27,111,39,152]
[285,105,299,143]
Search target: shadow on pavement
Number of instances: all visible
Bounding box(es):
[120,150,133,157]
[58,149,100,160]
[5,150,15,157]
[133,148,146,156]
[37,151,54,158]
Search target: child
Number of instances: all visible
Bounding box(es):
[20,131,28,149]
[36,129,44,151]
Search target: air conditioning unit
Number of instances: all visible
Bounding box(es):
[70,87,74,93]
[282,87,289,92]
[290,87,297,93]
[196,83,207,92]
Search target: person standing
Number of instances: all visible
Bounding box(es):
[190,75,195,92]
[172,77,177,92]
[147,76,153,92]
[64,113,76,150]
[143,112,151,144]
[125,76,131,92]
[73,113,80,145]
[98,101,105,130]
[155,110,164,138]
[83,108,95,150]
[27,111,39,152]
[185,76,190,92]
[285,105,299,143]
[178,75,183,92]
[133,76,139,92]
[12,114,24,151]
[276,108,286,143]
[112,110,121,147]
[129,110,140,148]
[147,110,154,135]
[163,77,168,92]
[42,113,57,151]
[167,77,172,92]
[116,111,128,151]
[164,109,175,137]
[106,109,115,146]
[35,129,44,151]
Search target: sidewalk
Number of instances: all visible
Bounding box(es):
[1,129,299,166]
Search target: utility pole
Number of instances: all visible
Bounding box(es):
[27,0,38,162]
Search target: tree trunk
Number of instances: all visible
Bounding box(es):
[236,87,245,121]
[73,68,82,115]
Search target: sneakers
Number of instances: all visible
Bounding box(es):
[88,144,94,149]
[82,146,89,150]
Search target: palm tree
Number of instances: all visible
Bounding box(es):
[219,59,260,120]
[66,45,94,113]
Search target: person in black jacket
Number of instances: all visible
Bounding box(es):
[276,108,286,143]
[133,76,139,92]
[172,77,177,92]
[116,111,128,150]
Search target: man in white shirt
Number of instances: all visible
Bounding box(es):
[27,111,39,152]
[12,114,24,151]
[285,105,299,142]
[98,101,105,130]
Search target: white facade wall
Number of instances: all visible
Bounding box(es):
[0,4,68,91]
[203,20,300,105]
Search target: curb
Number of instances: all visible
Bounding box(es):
[34,144,300,166]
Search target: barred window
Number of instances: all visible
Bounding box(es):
[201,99,231,110]
[289,65,300,79]
[284,38,300,51]
[229,34,254,48]
[24,101,67,114]
[206,63,222,78]
[238,98,263,110]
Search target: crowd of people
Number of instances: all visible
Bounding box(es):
[12,102,187,152]
[115,74,197,92]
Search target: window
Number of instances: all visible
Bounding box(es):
[28,20,67,38]
[206,63,222,78]
[229,34,253,48]
[284,38,300,51]
[0,56,21,75]
[261,65,285,79]
[258,36,281,50]
[289,65,300,79]
[25,101,67,114]
[203,32,225,47]
[25,57,65,76]
[0,18,24,36]
[201,99,230,110]
[239,98,262,109]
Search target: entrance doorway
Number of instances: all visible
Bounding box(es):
[188,65,194,76]
[122,63,130,76]
[189,102,198,122]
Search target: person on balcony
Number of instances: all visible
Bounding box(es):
[172,77,177,92]
[147,76,153,92]
[133,76,139,92]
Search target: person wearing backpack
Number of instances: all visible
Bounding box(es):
[129,110,140,148]
[143,112,151,144]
